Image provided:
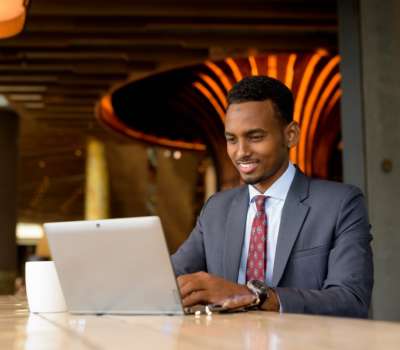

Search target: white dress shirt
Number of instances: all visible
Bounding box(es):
[237,162,296,286]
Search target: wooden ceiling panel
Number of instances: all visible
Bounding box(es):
[28,0,336,18]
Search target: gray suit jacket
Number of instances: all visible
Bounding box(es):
[171,170,373,318]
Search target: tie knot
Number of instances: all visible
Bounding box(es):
[254,195,267,212]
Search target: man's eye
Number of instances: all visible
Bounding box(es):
[226,137,236,144]
[250,135,263,141]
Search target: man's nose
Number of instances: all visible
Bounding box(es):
[236,140,251,159]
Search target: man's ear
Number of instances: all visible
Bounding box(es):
[285,121,300,148]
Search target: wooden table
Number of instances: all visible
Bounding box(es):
[1,295,400,349]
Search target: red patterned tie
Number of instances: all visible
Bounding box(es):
[246,195,267,282]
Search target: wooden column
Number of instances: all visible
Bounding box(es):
[204,158,217,202]
[85,137,110,220]
[0,108,18,294]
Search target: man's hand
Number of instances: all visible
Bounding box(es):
[177,271,254,307]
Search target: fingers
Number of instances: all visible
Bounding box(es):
[177,271,207,287]
[221,294,257,310]
[176,274,192,288]
[177,272,207,298]
[182,290,209,307]
[180,281,199,299]
[177,272,255,309]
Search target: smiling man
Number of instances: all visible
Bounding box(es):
[171,76,373,317]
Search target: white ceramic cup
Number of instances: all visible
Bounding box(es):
[25,261,67,313]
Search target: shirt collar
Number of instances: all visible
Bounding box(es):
[248,162,296,203]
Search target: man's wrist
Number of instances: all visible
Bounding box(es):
[259,287,280,312]
[246,280,280,312]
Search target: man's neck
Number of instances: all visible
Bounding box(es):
[253,160,290,193]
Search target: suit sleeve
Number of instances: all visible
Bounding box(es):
[170,200,209,276]
[276,187,374,318]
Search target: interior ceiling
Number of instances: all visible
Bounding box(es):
[0,0,337,223]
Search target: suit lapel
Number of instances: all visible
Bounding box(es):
[223,186,249,282]
[272,170,310,286]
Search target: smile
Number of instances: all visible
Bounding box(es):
[237,162,258,174]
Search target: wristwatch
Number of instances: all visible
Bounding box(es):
[246,279,270,308]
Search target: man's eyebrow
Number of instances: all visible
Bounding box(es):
[245,128,266,135]
[225,129,266,137]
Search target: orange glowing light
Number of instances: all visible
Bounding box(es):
[193,81,225,121]
[284,54,296,90]
[199,73,228,109]
[298,55,340,171]
[0,0,28,39]
[225,57,243,82]
[290,53,323,166]
[306,74,341,174]
[267,55,278,79]
[249,56,258,76]
[98,95,206,151]
[324,88,342,117]
[315,48,330,56]
[205,61,233,92]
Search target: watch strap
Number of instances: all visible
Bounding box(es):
[246,280,269,308]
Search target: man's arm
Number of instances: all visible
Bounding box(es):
[171,205,208,276]
[276,187,373,318]
[177,271,280,311]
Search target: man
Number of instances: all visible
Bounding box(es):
[172,76,373,318]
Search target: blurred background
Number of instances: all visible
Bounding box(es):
[0,0,399,321]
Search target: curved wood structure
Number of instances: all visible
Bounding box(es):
[98,53,342,189]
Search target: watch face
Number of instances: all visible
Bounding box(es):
[251,280,268,294]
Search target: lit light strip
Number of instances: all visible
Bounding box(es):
[193,81,225,121]
[298,55,340,172]
[284,54,297,90]
[267,55,278,79]
[225,57,243,82]
[290,53,323,167]
[324,88,342,117]
[249,56,258,76]
[16,223,44,243]
[293,53,323,123]
[9,94,42,101]
[288,147,297,165]
[306,74,341,174]
[98,96,206,151]
[205,61,232,92]
[0,86,47,92]
[199,73,228,108]
[0,94,8,106]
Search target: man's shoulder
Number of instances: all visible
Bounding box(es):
[296,175,368,226]
[200,185,248,215]
[303,175,364,203]
[206,185,248,204]
[308,176,361,193]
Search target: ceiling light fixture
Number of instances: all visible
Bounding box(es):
[0,94,9,107]
[0,0,29,39]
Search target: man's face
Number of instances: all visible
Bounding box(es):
[224,100,299,193]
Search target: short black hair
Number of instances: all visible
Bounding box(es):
[227,76,294,124]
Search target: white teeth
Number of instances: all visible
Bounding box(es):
[238,163,257,170]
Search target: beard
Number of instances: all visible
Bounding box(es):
[240,171,271,186]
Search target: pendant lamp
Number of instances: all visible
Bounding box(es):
[0,0,29,39]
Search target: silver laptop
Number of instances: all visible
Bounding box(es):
[44,216,184,315]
